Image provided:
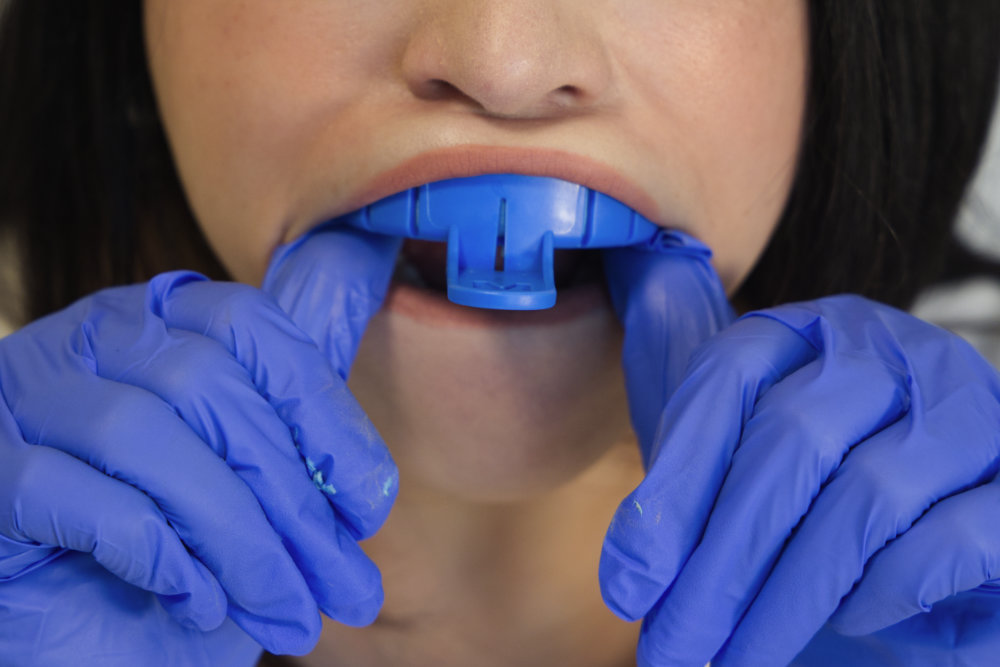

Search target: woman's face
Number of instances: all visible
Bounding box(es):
[145,0,808,499]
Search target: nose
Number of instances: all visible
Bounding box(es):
[401,1,615,119]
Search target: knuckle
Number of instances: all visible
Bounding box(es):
[839,448,911,519]
[742,405,844,491]
[757,401,810,436]
[1,446,61,541]
[213,285,303,345]
[689,337,742,372]
[149,271,208,301]
[943,486,1000,581]
[151,336,233,399]
[216,284,272,325]
[94,504,168,588]
[88,393,165,456]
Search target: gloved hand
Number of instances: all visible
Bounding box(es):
[598,236,1000,666]
[0,225,401,665]
[0,551,262,666]
[794,584,1000,666]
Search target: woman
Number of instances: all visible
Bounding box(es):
[1,2,999,665]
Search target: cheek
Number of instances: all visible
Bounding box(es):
[698,31,807,291]
[145,1,401,285]
[616,1,808,291]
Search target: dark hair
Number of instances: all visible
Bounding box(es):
[0,1,227,325]
[741,2,1000,309]
[1,1,998,324]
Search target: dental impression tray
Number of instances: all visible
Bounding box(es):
[335,174,661,310]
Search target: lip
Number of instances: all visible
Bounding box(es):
[332,145,655,328]
[384,279,613,329]
[343,145,663,226]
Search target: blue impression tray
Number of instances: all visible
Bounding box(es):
[335,174,661,310]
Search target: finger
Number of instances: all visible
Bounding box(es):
[0,391,65,581]
[3,367,320,655]
[0,442,227,632]
[599,314,817,623]
[154,274,397,540]
[716,381,1000,667]
[799,587,1000,666]
[830,475,1000,636]
[90,324,382,625]
[0,534,63,582]
[262,224,402,377]
[0,551,262,667]
[635,351,909,666]
[602,230,734,461]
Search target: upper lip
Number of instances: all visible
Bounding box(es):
[342,145,663,225]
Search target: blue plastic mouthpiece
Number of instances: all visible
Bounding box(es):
[335,174,661,310]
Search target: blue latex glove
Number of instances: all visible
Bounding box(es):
[598,237,1000,666]
[794,585,1000,666]
[0,225,401,664]
[0,551,261,667]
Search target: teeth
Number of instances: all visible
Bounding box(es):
[393,254,428,288]
[556,251,604,290]
[393,248,604,292]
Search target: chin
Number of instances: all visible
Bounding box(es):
[348,287,632,502]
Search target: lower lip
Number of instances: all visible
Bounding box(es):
[383,280,612,328]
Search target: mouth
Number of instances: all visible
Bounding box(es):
[344,145,662,227]
[394,239,605,293]
[386,239,611,327]
[332,145,653,326]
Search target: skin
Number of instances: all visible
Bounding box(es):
[145,1,808,664]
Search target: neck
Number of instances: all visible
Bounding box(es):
[300,436,644,667]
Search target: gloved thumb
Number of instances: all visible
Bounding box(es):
[602,230,734,465]
[263,224,402,378]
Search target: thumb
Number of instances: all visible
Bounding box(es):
[602,230,734,464]
[263,224,402,378]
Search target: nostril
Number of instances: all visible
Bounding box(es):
[552,84,587,106]
[417,78,469,103]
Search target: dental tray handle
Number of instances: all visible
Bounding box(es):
[334,174,661,310]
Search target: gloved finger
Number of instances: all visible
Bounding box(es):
[600,315,817,623]
[0,396,65,581]
[635,351,909,666]
[716,381,1000,667]
[262,224,402,377]
[3,368,320,655]
[799,587,1000,666]
[91,323,382,626]
[830,474,1000,636]
[0,551,261,667]
[0,443,226,632]
[0,535,63,583]
[602,230,735,462]
[155,273,397,540]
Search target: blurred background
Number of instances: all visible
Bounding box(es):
[913,91,1000,363]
